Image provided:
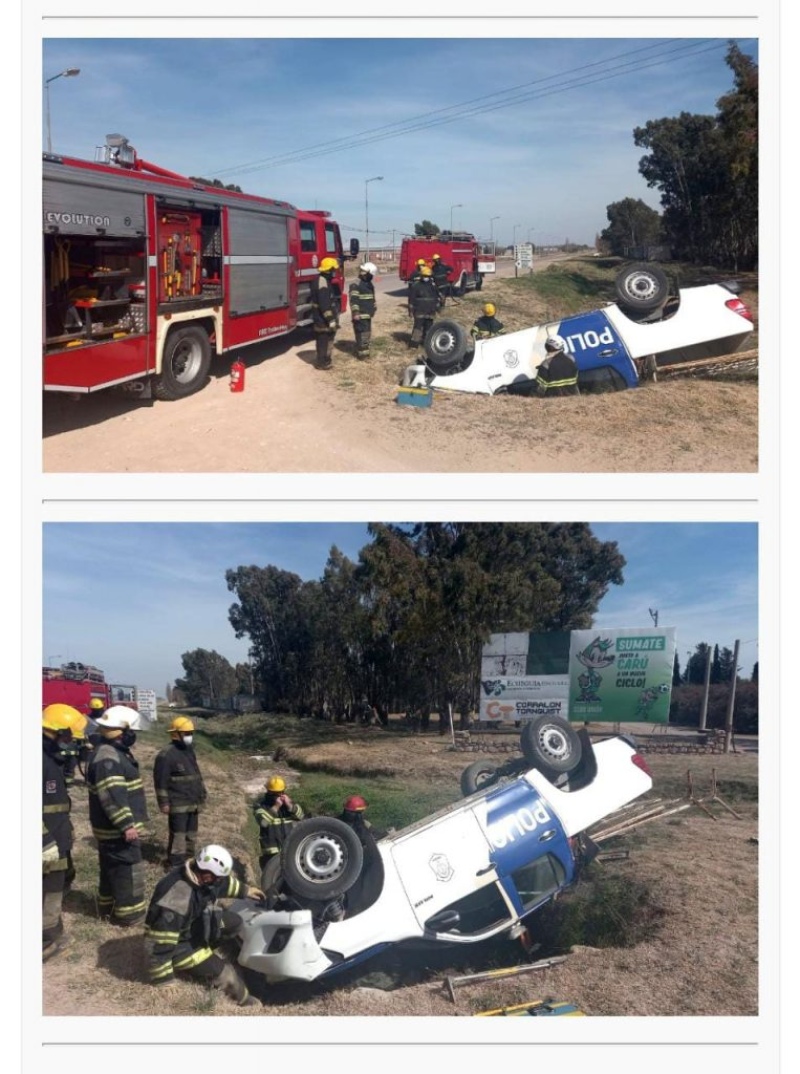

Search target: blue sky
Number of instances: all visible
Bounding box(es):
[41,36,757,248]
[42,522,758,693]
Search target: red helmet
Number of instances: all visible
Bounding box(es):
[344,795,367,812]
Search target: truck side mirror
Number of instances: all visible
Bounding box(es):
[349,238,360,256]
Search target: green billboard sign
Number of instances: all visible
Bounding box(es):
[568,628,677,723]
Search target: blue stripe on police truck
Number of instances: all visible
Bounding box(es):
[481,779,572,876]
[554,310,639,388]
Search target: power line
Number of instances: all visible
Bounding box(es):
[210,39,729,179]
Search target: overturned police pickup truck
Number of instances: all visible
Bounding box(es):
[229,716,653,985]
[406,263,754,396]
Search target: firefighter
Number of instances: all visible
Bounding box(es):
[86,705,149,926]
[431,252,453,307]
[86,697,106,750]
[336,796,385,917]
[252,776,305,891]
[60,724,81,788]
[311,257,341,370]
[144,844,264,1006]
[407,257,428,283]
[42,704,86,961]
[349,261,378,360]
[407,265,440,347]
[154,716,208,867]
[535,335,580,397]
[471,302,505,340]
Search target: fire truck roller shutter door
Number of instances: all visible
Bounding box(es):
[226,208,291,316]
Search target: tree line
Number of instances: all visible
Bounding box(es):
[599,42,757,270]
[174,523,625,721]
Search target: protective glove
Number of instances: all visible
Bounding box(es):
[246,886,266,902]
[42,843,60,872]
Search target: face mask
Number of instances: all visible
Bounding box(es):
[121,729,137,747]
[182,735,193,746]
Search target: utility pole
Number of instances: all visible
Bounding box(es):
[698,644,712,731]
[723,639,740,752]
[648,608,659,627]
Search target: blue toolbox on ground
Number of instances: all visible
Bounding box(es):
[395,386,433,408]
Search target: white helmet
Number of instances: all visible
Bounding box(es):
[95,705,142,730]
[360,262,377,275]
[544,334,567,353]
[195,845,233,877]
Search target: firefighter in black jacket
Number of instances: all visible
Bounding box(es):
[310,257,341,369]
[349,261,378,360]
[253,776,305,890]
[471,302,505,340]
[431,252,453,307]
[86,706,150,926]
[407,266,440,347]
[144,844,264,1006]
[407,257,428,283]
[535,335,580,396]
[42,704,85,961]
[154,716,208,867]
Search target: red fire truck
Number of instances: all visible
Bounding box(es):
[43,135,358,400]
[398,231,496,295]
[42,661,138,716]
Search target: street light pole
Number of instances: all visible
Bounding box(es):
[450,203,463,233]
[45,68,80,154]
[490,216,500,244]
[364,175,384,263]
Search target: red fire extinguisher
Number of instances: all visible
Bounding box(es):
[230,359,245,392]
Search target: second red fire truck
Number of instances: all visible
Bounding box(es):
[398,231,496,295]
[43,135,359,401]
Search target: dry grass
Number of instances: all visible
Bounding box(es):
[43,718,758,1019]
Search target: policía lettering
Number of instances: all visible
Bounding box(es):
[488,800,552,849]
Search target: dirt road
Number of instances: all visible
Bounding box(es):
[42,256,758,474]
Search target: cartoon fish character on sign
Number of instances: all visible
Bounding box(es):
[575,636,615,701]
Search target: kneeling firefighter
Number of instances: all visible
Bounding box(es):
[144,844,265,1006]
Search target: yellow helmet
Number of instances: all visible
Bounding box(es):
[319,257,339,274]
[432,253,441,260]
[483,302,496,316]
[89,698,105,711]
[420,266,433,277]
[42,703,85,736]
[170,715,195,736]
[416,258,426,267]
[266,776,286,793]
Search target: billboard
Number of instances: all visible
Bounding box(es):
[481,628,677,723]
[479,675,569,721]
[568,628,677,723]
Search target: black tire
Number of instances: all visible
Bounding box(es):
[460,760,500,796]
[424,319,469,374]
[259,855,283,895]
[614,263,669,313]
[520,715,583,777]
[281,817,364,901]
[153,325,212,401]
[475,273,483,292]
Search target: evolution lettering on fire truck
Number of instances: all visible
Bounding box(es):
[43,135,358,401]
[398,231,495,296]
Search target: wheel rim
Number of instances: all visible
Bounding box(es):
[536,724,572,763]
[428,327,457,357]
[294,832,347,885]
[622,271,660,302]
[170,337,204,385]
